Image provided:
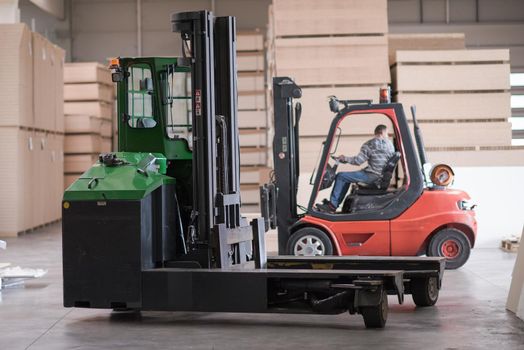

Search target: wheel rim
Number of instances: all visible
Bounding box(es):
[294,235,326,256]
[427,277,438,301]
[440,239,461,259]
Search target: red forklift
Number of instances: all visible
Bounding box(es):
[261,78,477,269]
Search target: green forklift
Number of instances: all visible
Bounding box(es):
[62,10,444,328]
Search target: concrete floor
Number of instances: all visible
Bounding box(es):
[1,223,523,350]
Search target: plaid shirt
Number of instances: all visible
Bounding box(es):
[344,137,395,176]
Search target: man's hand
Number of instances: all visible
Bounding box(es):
[336,155,347,163]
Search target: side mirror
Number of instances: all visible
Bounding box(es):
[112,72,124,82]
[140,77,154,92]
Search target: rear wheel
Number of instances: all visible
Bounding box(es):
[287,227,333,256]
[427,228,471,269]
[411,276,439,307]
[360,290,388,328]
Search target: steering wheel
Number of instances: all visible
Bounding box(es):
[319,156,339,191]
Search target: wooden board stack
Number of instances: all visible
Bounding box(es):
[0,24,65,237]
[237,31,269,210]
[63,63,114,189]
[388,33,466,65]
[267,0,390,173]
[391,40,524,166]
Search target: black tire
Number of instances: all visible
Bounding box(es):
[287,227,334,256]
[361,290,388,329]
[411,276,439,307]
[427,228,471,270]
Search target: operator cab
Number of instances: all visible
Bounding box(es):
[110,57,193,156]
[109,57,195,252]
[310,95,409,216]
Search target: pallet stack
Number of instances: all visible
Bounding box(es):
[0,24,64,237]
[501,237,520,253]
[267,0,390,173]
[391,45,524,166]
[63,63,114,189]
[237,31,270,210]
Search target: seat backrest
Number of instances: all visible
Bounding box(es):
[375,151,401,189]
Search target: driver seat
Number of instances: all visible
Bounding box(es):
[354,151,401,195]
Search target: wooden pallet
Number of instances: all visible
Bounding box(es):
[501,239,521,253]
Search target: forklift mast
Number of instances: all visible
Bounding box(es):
[171,11,264,267]
[271,77,303,253]
[172,11,219,243]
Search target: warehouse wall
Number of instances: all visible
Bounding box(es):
[19,0,524,67]
[70,0,270,62]
[18,0,71,59]
[451,167,524,248]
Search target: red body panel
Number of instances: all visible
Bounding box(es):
[299,189,477,257]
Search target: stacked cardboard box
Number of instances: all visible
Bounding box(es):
[237,31,269,210]
[391,48,524,166]
[0,24,64,237]
[267,0,390,173]
[63,63,114,189]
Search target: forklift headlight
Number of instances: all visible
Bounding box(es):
[457,200,476,211]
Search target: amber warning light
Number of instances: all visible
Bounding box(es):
[109,58,120,69]
[379,86,391,104]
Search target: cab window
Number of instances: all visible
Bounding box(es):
[164,66,191,139]
[127,65,156,128]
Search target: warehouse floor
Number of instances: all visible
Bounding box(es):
[1,223,523,350]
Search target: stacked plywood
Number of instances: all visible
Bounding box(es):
[392,48,524,166]
[237,31,269,210]
[0,24,64,237]
[388,33,466,65]
[267,0,390,173]
[64,63,114,189]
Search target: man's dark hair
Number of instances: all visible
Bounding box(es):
[374,124,387,136]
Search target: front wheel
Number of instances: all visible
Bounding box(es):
[287,227,334,256]
[427,228,471,269]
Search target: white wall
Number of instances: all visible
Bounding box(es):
[451,166,524,247]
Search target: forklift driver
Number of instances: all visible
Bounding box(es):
[316,124,395,213]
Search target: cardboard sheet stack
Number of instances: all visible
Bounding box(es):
[63,63,114,189]
[0,24,65,237]
[237,31,270,210]
[390,34,524,166]
[267,0,390,173]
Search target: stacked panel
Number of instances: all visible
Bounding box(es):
[237,31,269,210]
[63,63,114,189]
[267,0,390,173]
[0,24,64,237]
[391,47,524,166]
